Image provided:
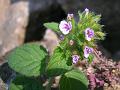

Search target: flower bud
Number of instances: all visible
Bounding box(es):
[67,14,74,20]
[69,40,74,45]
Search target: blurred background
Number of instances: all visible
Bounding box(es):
[0,0,120,60]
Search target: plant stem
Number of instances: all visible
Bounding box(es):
[46,77,54,90]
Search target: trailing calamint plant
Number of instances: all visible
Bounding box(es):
[7,8,105,90]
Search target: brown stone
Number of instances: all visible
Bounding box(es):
[40,29,59,55]
[0,1,29,58]
[0,78,6,90]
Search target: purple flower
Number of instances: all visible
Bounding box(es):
[67,14,74,20]
[84,46,93,58]
[72,55,79,64]
[59,20,72,35]
[85,28,94,41]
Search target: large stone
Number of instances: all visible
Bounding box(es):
[0,0,29,58]
[40,29,59,55]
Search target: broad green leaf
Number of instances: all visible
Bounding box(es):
[7,43,48,77]
[60,69,89,90]
[9,75,44,90]
[44,22,59,32]
[46,47,72,77]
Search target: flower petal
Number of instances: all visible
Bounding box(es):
[59,20,72,35]
[84,46,93,58]
[85,28,94,41]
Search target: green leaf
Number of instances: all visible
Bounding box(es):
[75,35,84,46]
[93,15,101,23]
[60,69,89,90]
[87,41,95,47]
[78,11,84,21]
[95,31,105,40]
[59,38,68,49]
[44,22,59,32]
[7,43,48,77]
[88,54,94,63]
[65,50,72,66]
[46,47,72,77]
[9,75,44,90]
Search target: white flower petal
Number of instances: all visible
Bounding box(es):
[84,53,89,58]
[85,36,91,41]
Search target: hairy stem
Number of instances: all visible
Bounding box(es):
[46,77,54,90]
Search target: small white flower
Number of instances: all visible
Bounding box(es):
[85,8,89,15]
[59,20,72,35]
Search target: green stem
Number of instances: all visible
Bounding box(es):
[46,77,54,90]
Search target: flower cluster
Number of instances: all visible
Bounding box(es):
[59,9,95,64]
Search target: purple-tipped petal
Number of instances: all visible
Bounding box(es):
[59,20,72,35]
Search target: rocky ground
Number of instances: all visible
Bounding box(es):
[0,0,120,90]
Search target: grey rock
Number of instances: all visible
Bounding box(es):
[0,63,13,83]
